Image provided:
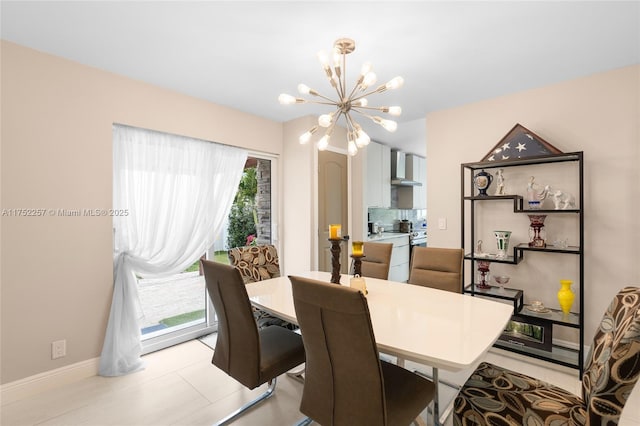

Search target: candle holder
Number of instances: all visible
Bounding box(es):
[329,238,343,284]
[476,260,491,289]
[351,254,365,277]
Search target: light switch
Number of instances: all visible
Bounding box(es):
[438,218,447,230]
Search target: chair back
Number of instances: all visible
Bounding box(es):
[201,259,261,389]
[583,286,640,423]
[408,247,463,293]
[228,244,281,284]
[289,276,388,426]
[360,242,393,280]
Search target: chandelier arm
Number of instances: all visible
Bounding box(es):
[351,106,385,112]
[341,52,348,101]
[345,113,357,132]
[345,80,362,101]
[312,92,339,103]
[333,73,345,100]
[350,87,384,102]
[305,100,341,106]
[350,109,379,122]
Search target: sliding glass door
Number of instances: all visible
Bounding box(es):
[139,152,277,354]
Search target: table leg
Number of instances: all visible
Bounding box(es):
[433,367,440,426]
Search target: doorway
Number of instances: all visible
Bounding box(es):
[317,150,348,273]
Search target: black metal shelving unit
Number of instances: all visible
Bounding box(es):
[461,152,584,376]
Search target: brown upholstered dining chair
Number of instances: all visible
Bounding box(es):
[228,244,296,330]
[455,286,640,425]
[408,247,463,293]
[360,242,393,280]
[289,275,435,426]
[201,260,305,425]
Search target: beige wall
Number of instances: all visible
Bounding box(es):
[426,64,640,345]
[3,38,639,384]
[0,41,283,383]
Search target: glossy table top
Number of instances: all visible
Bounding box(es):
[246,271,513,372]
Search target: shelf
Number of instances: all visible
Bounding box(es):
[464,194,523,202]
[515,208,580,214]
[515,243,581,254]
[464,284,523,313]
[461,150,584,376]
[462,152,583,170]
[519,305,580,328]
[464,250,523,264]
[493,340,580,370]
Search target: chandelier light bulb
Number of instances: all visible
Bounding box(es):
[387,106,402,116]
[317,135,330,151]
[297,84,311,94]
[362,72,377,89]
[318,113,334,127]
[356,129,370,147]
[385,76,404,90]
[317,50,330,69]
[299,125,319,144]
[353,98,368,107]
[348,140,358,156]
[278,93,301,105]
[360,62,372,75]
[373,116,398,132]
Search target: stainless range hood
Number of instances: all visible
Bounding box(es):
[391,151,422,186]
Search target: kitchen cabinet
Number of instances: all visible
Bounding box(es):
[461,152,584,376]
[396,154,426,209]
[366,141,391,208]
[386,234,410,282]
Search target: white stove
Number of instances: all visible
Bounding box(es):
[410,230,427,246]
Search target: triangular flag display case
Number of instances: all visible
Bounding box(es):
[481,123,563,163]
[462,125,584,377]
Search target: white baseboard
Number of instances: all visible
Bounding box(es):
[1,357,100,405]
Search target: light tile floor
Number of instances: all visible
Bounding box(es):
[2,339,639,425]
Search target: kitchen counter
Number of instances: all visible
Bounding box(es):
[367,232,410,242]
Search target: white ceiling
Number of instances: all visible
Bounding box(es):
[2,1,639,155]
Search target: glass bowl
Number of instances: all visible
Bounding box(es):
[494,275,510,287]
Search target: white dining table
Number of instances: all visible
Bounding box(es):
[246,271,513,424]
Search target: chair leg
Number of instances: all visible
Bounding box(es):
[286,363,305,383]
[214,378,278,426]
[294,417,314,426]
[413,415,428,426]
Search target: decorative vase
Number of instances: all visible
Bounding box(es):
[473,169,493,196]
[494,230,512,259]
[557,279,575,314]
[476,260,491,289]
[528,214,547,248]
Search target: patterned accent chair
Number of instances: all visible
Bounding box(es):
[454,286,640,425]
[228,245,296,330]
[228,244,281,284]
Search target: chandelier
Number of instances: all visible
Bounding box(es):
[278,38,403,156]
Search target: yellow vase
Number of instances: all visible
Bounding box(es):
[557,279,575,314]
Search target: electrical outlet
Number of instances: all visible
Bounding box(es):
[52,340,66,359]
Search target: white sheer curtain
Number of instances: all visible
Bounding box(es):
[100,124,247,376]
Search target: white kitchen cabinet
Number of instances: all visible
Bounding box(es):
[396,154,426,209]
[385,235,410,282]
[366,141,391,208]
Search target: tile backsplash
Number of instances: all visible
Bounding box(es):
[368,208,427,232]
